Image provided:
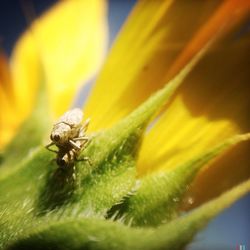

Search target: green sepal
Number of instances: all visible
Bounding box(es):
[113,134,250,227]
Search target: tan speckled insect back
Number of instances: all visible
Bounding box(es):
[46,108,90,168]
[51,109,84,147]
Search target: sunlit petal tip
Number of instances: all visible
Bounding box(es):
[11,0,108,121]
[237,133,250,141]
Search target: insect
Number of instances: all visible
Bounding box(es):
[46,108,91,168]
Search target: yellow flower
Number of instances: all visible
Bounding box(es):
[0,0,250,212]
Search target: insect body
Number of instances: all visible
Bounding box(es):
[46,108,90,168]
[56,142,80,167]
[55,134,90,168]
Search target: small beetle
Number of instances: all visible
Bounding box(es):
[46,108,91,167]
[48,108,90,151]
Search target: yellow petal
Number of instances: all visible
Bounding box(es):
[84,0,222,131]
[0,86,18,149]
[0,51,12,96]
[11,0,107,124]
[137,1,250,206]
[0,51,18,149]
[165,0,250,80]
[138,34,250,173]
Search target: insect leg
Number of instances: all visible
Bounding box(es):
[81,118,90,132]
[72,136,89,141]
[46,142,58,153]
[72,137,90,149]
[69,140,81,150]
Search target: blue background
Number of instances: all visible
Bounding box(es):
[0,1,249,249]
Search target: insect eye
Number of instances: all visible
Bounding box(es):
[53,134,60,141]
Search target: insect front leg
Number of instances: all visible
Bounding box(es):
[72,137,90,149]
[46,142,58,153]
[69,140,81,150]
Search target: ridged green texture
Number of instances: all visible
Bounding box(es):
[111,134,250,227]
[6,180,250,250]
[0,52,249,250]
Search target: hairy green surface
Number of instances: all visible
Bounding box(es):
[0,54,249,249]
[6,181,250,250]
[110,134,250,227]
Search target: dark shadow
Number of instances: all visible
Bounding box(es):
[179,37,250,132]
[37,162,78,215]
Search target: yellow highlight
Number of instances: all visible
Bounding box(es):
[0,86,18,148]
[11,0,107,120]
